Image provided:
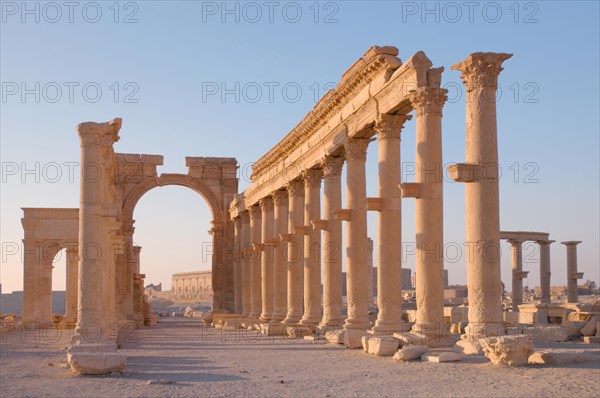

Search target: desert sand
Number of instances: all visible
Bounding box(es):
[1,317,599,398]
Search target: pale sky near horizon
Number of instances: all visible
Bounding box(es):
[1,1,598,295]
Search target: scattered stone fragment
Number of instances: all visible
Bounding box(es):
[422,352,461,363]
[580,316,599,336]
[344,330,370,349]
[582,336,600,344]
[367,337,399,356]
[393,345,429,362]
[528,351,596,365]
[479,335,533,366]
[324,329,344,344]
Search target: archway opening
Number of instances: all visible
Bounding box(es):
[132,185,214,314]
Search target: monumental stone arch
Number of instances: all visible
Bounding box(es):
[115,155,239,322]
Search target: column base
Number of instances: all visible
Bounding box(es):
[299,316,321,328]
[370,319,406,336]
[343,317,371,331]
[282,315,303,326]
[67,343,126,375]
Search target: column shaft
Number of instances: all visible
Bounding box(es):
[283,181,304,325]
[240,211,251,317]
[233,217,242,314]
[320,156,344,328]
[451,53,511,336]
[562,241,582,303]
[373,114,410,334]
[537,240,554,304]
[259,197,275,322]
[248,206,262,319]
[272,190,289,322]
[509,240,524,309]
[300,169,323,326]
[65,246,79,321]
[410,86,447,338]
[343,138,371,330]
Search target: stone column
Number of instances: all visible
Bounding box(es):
[233,217,242,314]
[21,239,38,324]
[132,246,143,327]
[320,156,344,328]
[372,113,410,334]
[272,190,289,322]
[248,205,262,319]
[449,53,511,338]
[69,118,125,375]
[537,240,554,304]
[121,221,135,322]
[299,168,323,327]
[259,197,275,322]
[562,241,583,304]
[409,86,448,341]
[283,180,304,325]
[240,211,251,317]
[64,245,79,323]
[343,138,372,330]
[508,239,526,309]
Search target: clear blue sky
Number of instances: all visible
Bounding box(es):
[1,1,598,293]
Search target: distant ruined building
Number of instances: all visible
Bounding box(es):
[171,271,213,302]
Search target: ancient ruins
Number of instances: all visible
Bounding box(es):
[15,46,597,374]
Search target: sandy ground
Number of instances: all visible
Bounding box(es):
[1,317,599,398]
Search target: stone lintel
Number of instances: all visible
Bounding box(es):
[500,231,550,242]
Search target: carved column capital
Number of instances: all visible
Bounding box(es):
[537,239,555,246]
[409,87,448,117]
[240,210,250,224]
[451,52,512,91]
[272,189,289,206]
[77,118,122,146]
[286,180,305,197]
[302,168,323,188]
[248,205,261,221]
[344,138,371,161]
[374,113,412,140]
[321,155,345,179]
[259,196,274,212]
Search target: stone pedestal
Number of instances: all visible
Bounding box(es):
[449,53,512,338]
[562,241,583,304]
[299,169,323,327]
[343,138,372,330]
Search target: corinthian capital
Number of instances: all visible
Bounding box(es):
[77,117,122,146]
[321,156,344,179]
[344,138,371,161]
[259,196,274,212]
[451,52,512,91]
[272,189,288,206]
[409,87,448,117]
[286,180,304,197]
[374,113,412,140]
[248,205,261,221]
[302,168,323,188]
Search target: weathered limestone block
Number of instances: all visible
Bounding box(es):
[422,352,461,363]
[528,351,596,365]
[325,329,345,344]
[67,343,125,375]
[529,325,568,343]
[453,335,483,355]
[286,326,312,338]
[393,332,427,347]
[361,336,370,352]
[479,335,533,366]
[564,321,587,338]
[344,330,370,349]
[367,337,399,356]
[583,336,600,344]
[580,316,599,336]
[184,307,194,317]
[393,345,430,362]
